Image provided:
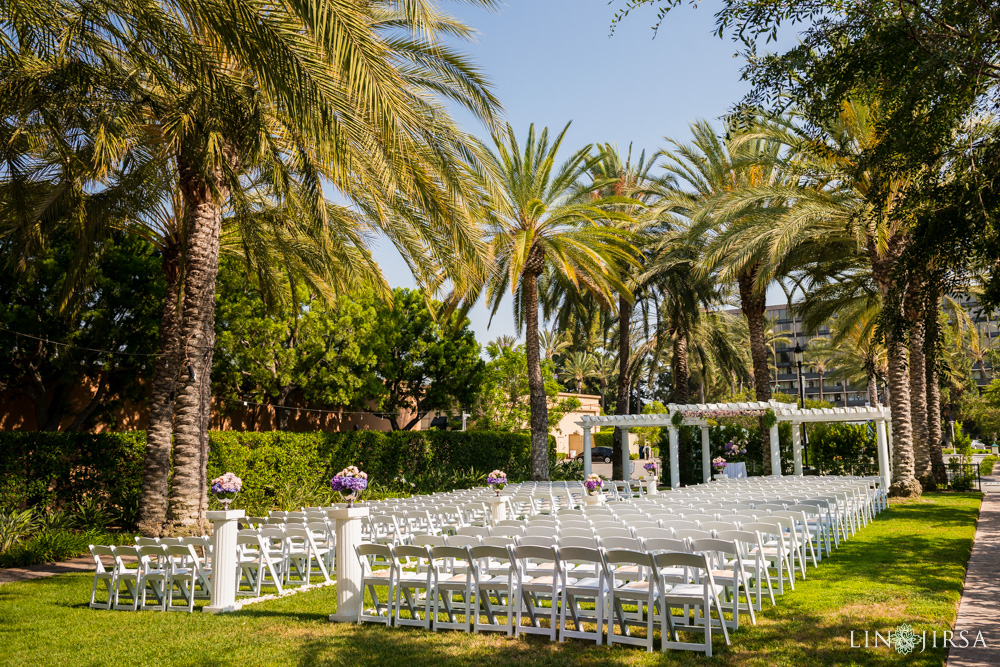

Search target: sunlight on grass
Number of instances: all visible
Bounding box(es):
[0,492,980,667]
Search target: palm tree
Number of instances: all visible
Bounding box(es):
[594,352,618,409]
[2,0,503,531]
[560,351,599,393]
[805,337,835,403]
[764,316,793,391]
[659,120,787,473]
[472,123,636,480]
[696,104,925,496]
[588,143,672,478]
[539,329,570,360]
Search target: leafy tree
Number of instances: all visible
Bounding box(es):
[473,341,580,433]
[360,288,485,431]
[0,233,162,430]
[212,260,379,430]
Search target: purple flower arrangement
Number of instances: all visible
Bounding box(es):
[487,470,507,495]
[210,472,242,508]
[584,473,604,495]
[643,461,657,475]
[331,466,368,506]
[712,456,727,472]
[724,438,748,458]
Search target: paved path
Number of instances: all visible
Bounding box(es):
[948,490,1000,666]
[0,555,95,585]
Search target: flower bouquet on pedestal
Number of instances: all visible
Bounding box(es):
[487,470,507,496]
[712,457,727,479]
[643,461,657,479]
[210,472,242,509]
[584,473,604,496]
[330,466,368,507]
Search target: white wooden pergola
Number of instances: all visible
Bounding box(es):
[577,400,893,490]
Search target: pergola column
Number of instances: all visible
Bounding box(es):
[621,428,631,480]
[582,425,592,479]
[792,423,803,475]
[876,418,891,491]
[668,425,680,489]
[769,422,781,476]
[701,426,711,483]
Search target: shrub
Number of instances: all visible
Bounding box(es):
[0,430,545,521]
[981,455,997,476]
[0,432,144,524]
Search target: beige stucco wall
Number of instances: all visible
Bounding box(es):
[551,392,602,457]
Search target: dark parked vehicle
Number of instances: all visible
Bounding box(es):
[576,446,613,463]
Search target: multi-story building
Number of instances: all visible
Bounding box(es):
[752,298,998,408]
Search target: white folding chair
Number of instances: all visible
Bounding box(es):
[654,551,731,656]
[470,545,516,636]
[88,545,115,610]
[512,545,561,641]
[357,543,394,625]
[429,546,474,632]
[557,546,609,645]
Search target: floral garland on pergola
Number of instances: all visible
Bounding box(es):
[671,408,777,429]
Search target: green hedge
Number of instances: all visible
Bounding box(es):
[0,432,145,522]
[0,430,544,523]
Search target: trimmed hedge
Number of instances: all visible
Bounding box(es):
[0,430,545,522]
[0,432,145,522]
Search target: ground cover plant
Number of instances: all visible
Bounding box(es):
[0,492,980,666]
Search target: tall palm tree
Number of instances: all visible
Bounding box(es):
[805,337,836,403]
[560,351,599,393]
[587,143,672,478]
[2,0,503,531]
[594,352,618,410]
[697,104,925,496]
[764,316,793,390]
[539,328,570,360]
[472,123,636,480]
[659,120,787,473]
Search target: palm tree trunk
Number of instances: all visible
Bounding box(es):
[886,330,921,496]
[671,334,689,404]
[818,372,824,402]
[165,161,230,535]
[907,306,931,480]
[925,290,946,484]
[738,268,773,475]
[870,237,920,497]
[138,240,183,537]
[867,367,880,407]
[523,258,549,482]
[613,293,631,480]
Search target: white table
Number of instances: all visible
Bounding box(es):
[723,462,748,479]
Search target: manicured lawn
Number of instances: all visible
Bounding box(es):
[0,493,981,666]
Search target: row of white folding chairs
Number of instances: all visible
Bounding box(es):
[89,541,210,612]
[409,513,803,600]
[356,539,757,655]
[236,523,332,594]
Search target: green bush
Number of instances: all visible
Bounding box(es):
[807,423,878,476]
[0,527,134,568]
[593,432,614,449]
[0,432,144,524]
[0,430,544,521]
[980,455,997,476]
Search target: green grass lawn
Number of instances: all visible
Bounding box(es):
[0,492,981,667]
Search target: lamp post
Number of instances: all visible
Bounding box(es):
[794,343,809,468]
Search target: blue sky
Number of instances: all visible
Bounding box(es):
[373,0,790,344]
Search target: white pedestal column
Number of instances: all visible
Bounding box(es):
[327,506,370,623]
[876,419,891,491]
[700,426,711,484]
[487,497,508,523]
[792,424,803,476]
[645,479,657,496]
[582,426,592,479]
[204,509,244,614]
[668,426,680,489]
[583,493,606,506]
[621,428,631,480]
[769,423,782,476]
